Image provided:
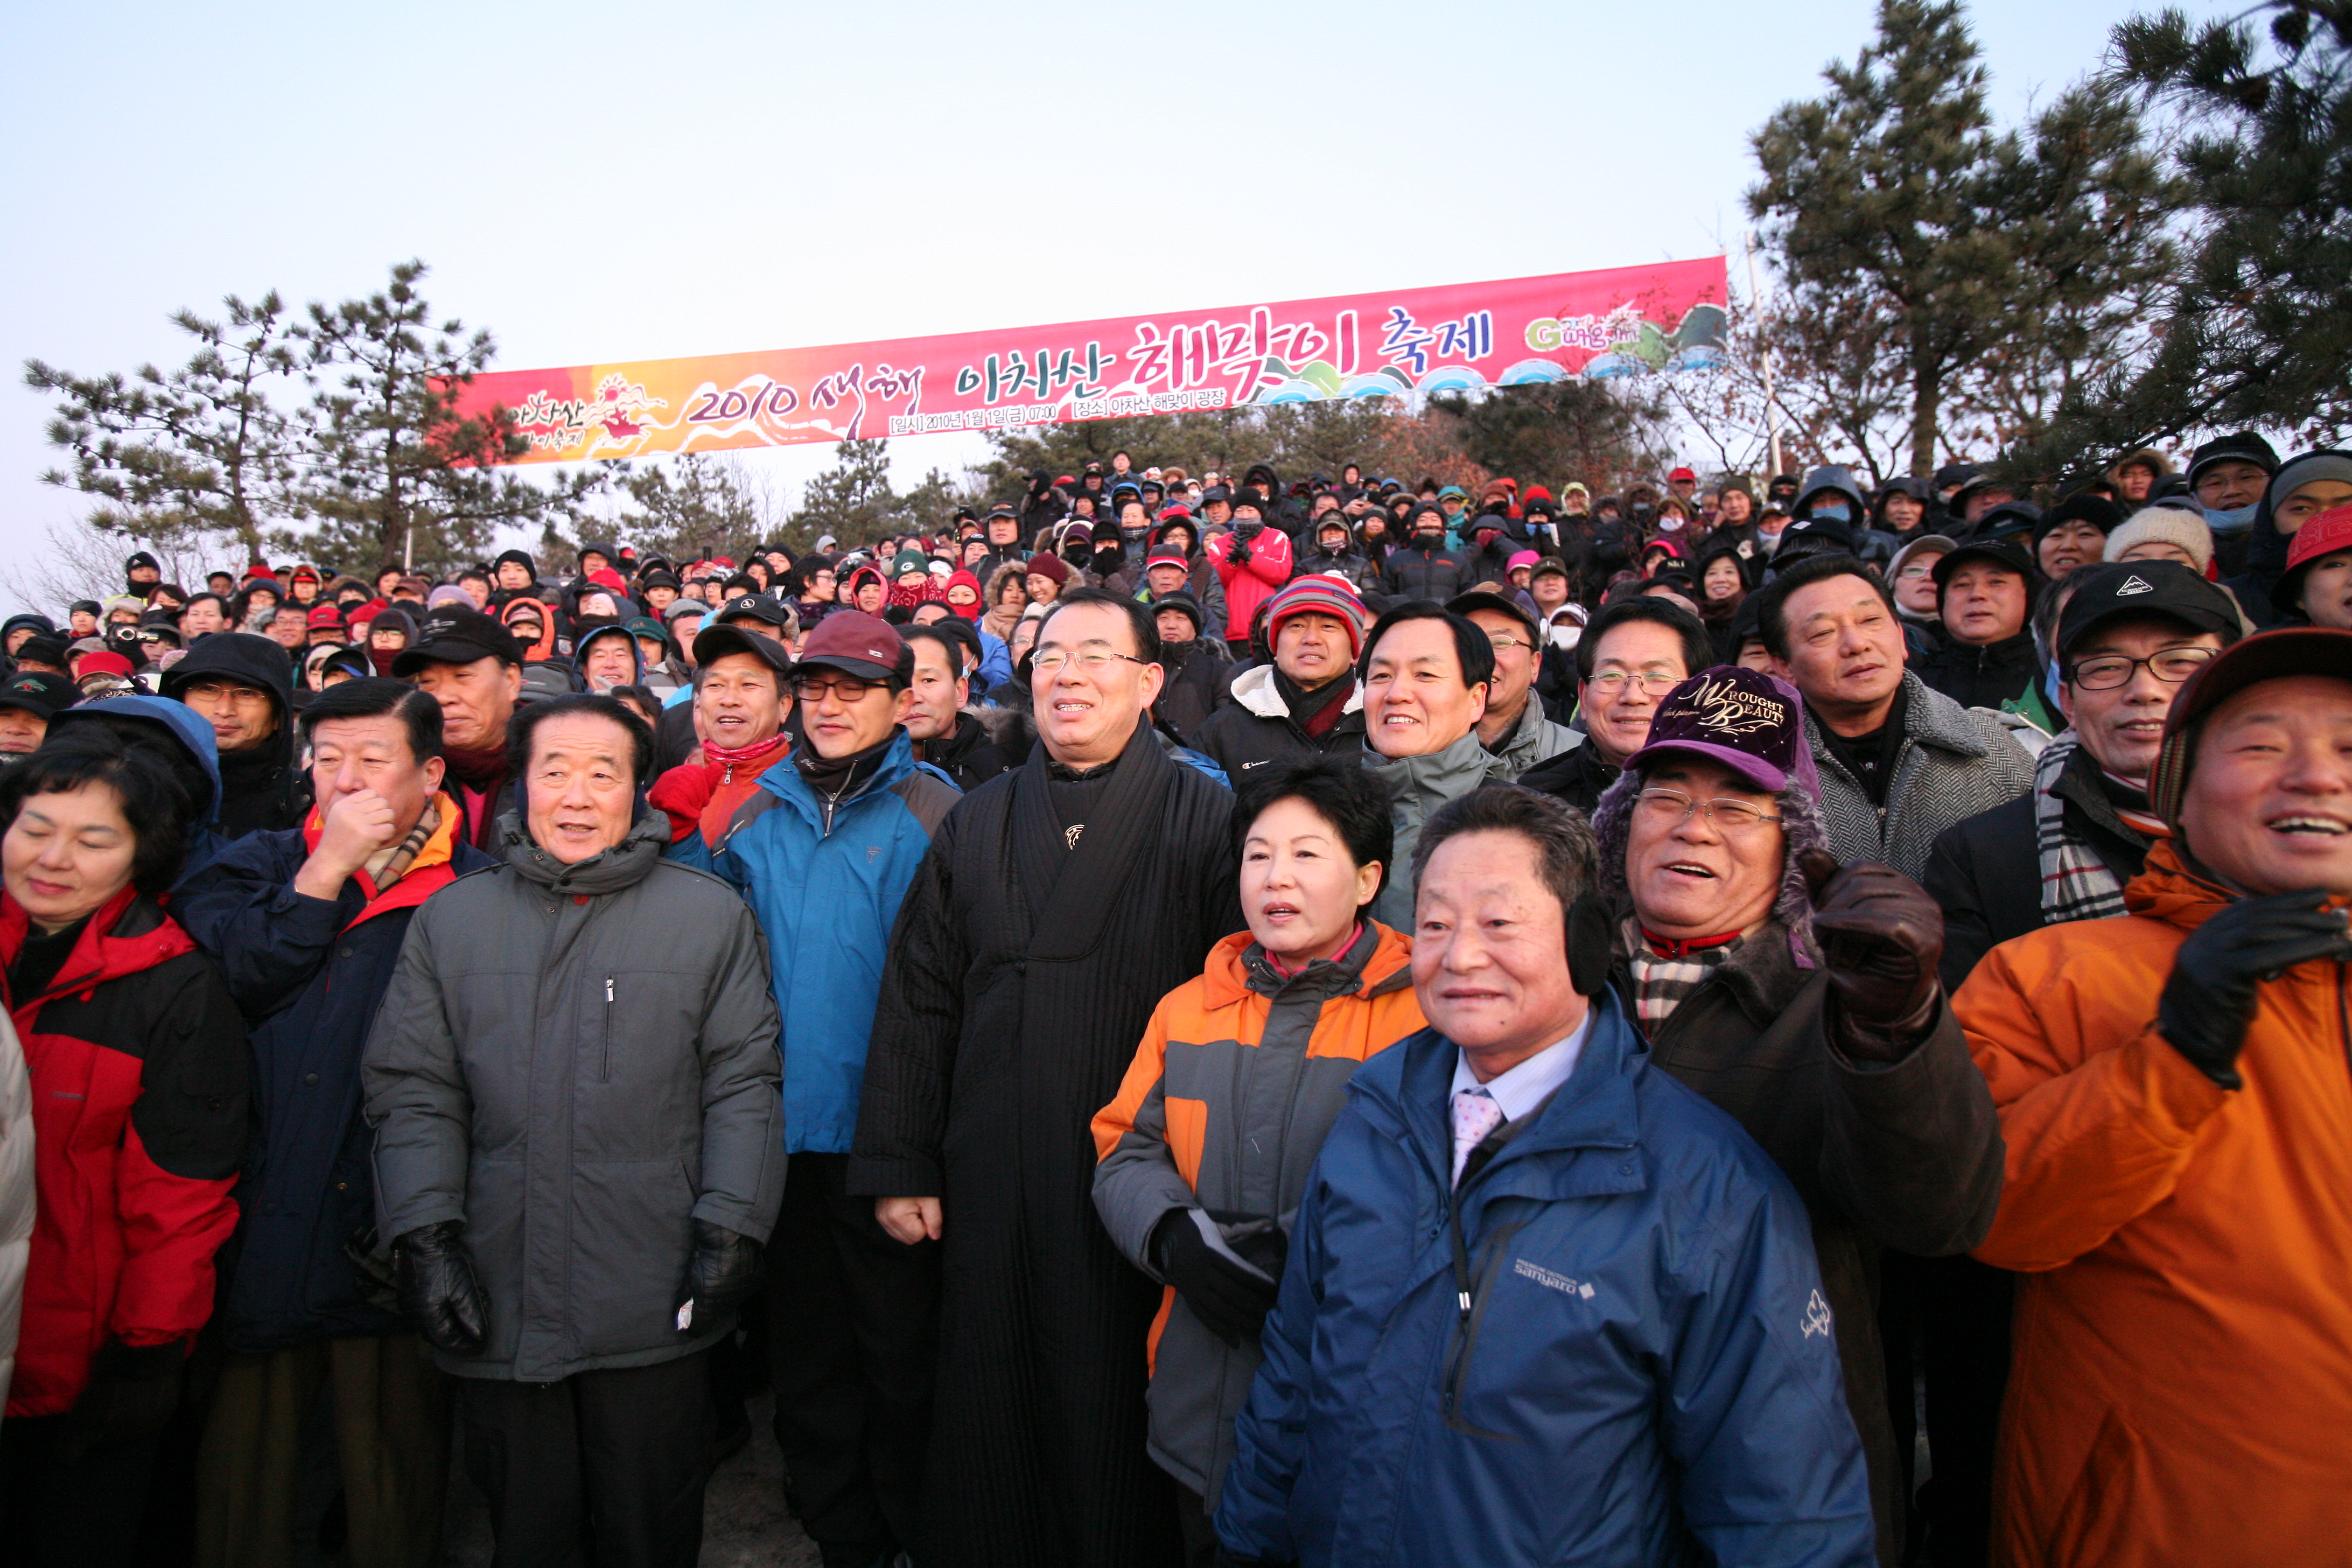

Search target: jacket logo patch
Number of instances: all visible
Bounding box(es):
[1514,1259,1595,1299]
[2116,575,2155,596]
[867,846,880,862]
[1802,1289,1833,1338]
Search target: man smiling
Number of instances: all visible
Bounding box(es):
[1355,604,1508,931]
[1959,628,2352,1566]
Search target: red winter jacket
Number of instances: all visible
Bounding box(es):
[1206,526,1293,642]
[3,886,248,1417]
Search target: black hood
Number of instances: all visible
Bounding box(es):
[159,630,293,722]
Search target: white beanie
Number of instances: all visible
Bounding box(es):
[2103,507,2214,574]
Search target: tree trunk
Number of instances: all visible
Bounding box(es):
[1909,346,1941,481]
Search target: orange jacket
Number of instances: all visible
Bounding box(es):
[1090,923,1424,1506]
[1957,839,2352,1567]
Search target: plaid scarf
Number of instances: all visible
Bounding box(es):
[1625,919,1744,1038]
[2035,734,2131,926]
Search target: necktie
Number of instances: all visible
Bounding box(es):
[1451,1087,1505,1187]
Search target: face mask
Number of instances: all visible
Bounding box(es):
[2202,502,2259,534]
[1657,515,1685,532]
[1810,502,1852,524]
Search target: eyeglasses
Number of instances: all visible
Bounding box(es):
[1895,563,1938,581]
[1030,650,1150,678]
[2066,647,2218,691]
[1585,670,1683,696]
[1485,634,1528,653]
[793,675,878,703]
[1636,787,1783,834]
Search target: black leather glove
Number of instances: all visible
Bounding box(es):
[676,1219,763,1334]
[58,1338,183,1460]
[393,1220,489,1356]
[2158,887,2352,1089]
[1151,1208,1277,1349]
[1226,537,1254,569]
[1803,851,1945,1061]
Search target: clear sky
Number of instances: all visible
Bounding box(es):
[1,0,2197,599]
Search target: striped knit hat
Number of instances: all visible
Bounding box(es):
[1265,575,1370,655]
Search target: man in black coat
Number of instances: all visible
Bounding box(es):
[902,625,1013,790]
[851,590,1242,1568]
[1923,560,2239,988]
[1909,536,2043,715]
[176,678,494,1566]
[1191,578,1368,778]
[162,631,312,839]
[1379,503,1468,604]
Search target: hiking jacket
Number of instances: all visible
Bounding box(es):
[1805,671,2035,881]
[682,732,960,1157]
[1366,732,1510,930]
[1956,841,2352,1567]
[1920,741,2152,990]
[0,1004,31,1409]
[362,811,784,1381]
[1612,920,2003,1564]
[1191,664,1365,780]
[1091,925,1424,1507]
[4,886,248,1417]
[174,803,494,1353]
[1206,526,1294,642]
[1213,998,1875,1567]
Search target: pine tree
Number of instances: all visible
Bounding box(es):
[612,453,770,564]
[292,261,596,577]
[1748,0,2175,476]
[2013,0,2352,474]
[790,438,904,547]
[25,292,299,558]
[1428,382,1677,496]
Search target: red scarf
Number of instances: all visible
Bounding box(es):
[647,733,788,847]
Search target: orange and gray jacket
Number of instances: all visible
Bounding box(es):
[1091,922,1423,1507]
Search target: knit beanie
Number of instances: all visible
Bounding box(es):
[2102,508,2215,575]
[1264,575,1370,656]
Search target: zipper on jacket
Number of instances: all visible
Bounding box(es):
[600,975,614,1082]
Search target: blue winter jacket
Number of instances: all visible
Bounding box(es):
[671,731,961,1154]
[1215,994,1875,1568]
[175,820,495,1352]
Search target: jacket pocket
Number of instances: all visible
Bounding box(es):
[598,975,614,1084]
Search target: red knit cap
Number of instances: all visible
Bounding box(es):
[1265,575,1369,655]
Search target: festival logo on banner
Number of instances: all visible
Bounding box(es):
[452,257,1727,465]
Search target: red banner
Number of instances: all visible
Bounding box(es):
[455,257,1727,465]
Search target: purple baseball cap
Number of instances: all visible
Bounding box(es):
[1625,665,1806,793]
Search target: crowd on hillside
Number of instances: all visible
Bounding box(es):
[0,429,2347,1568]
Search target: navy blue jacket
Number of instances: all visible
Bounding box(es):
[1215,995,1874,1567]
[176,818,494,1352]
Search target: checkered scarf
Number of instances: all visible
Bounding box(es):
[2035,734,2131,926]
[1625,918,1745,1038]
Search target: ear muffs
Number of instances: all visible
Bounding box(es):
[1566,892,1615,998]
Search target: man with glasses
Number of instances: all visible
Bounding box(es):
[1926,561,2239,983]
[853,588,1242,1567]
[1450,590,1576,780]
[680,610,960,1568]
[1585,667,2001,1563]
[1521,599,1715,813]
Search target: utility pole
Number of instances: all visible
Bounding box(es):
[1744,231,1784,481]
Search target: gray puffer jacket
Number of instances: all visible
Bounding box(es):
[363,810,785,1381]
[1807,670,2035,881]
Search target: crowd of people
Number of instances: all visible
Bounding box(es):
[0,431,2347,1568]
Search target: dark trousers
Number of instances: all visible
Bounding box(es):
[456,1347,714,1568]
[1176,1486,1220,1568]
[0,1412,164,1567]
[766,1151,940,1567]
[1881,1251,2013,1568]
[194,1331,452,1568]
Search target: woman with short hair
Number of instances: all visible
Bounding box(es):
[0,735,249,1566]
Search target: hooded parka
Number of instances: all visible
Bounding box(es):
[1190,665,1366,779]
[4,886,249,1416]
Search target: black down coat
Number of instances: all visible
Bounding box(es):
[850,719,1242,1568]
